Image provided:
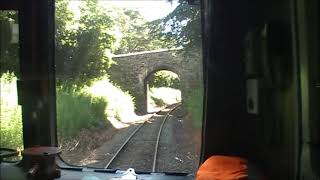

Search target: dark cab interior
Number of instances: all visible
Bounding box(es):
[0,0,319,179]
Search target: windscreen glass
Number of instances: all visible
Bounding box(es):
[55,0,203,173]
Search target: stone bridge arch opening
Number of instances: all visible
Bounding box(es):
[109,49,202,114]
[144,67,182,113]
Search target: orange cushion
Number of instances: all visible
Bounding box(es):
[196,155,248,180]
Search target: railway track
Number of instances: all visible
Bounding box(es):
[104,103,182,172]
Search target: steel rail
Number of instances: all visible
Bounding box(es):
[152,103,182,172]
[104,122,145,169]
[103,104,174,169]
[104,103,181,170]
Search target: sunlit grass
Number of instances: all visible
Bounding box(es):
[0,73,23,149]
[148,87,181,112]
[84,77,137,128]
[56,89,107,137]
[0,73,140,151]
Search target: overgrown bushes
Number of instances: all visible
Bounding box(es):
[184,85,203,128]
[0,74,23,149]
[148,70,180,89]
[57,77,137,137]
[84,78,136,124]
[56,88,107,137]
[0,74,136,149]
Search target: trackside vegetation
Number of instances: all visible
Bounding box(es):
[0,73,136,149]
[56,88,107,137]
[0,74,23,149]
[185,84,204,128]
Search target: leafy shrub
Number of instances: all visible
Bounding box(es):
[56,88,107,137]
[83,77,136,124]
[150,96,166,107]
[184,85,203,128]
[149,70,180,89]
[1,74,136,149]
[0,74,23,149]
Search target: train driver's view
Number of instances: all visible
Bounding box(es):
[0,0,319,179]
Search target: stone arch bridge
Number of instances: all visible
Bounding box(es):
[109,49,202,114]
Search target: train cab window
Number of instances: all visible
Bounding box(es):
[0,10,23,160]
[55,0,203,173]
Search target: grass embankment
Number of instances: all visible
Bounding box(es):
[0,74,135,151]
[149,84,204,128]
[56,88,107,137]
[147,74,203,129]
[184,85,203,128]
[56,77,136,151]
[0,74,23,150]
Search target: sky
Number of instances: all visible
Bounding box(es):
[69,0,179,22]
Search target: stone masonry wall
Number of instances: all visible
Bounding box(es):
[108,49,202,114]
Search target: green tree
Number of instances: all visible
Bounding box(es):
[0,11,19,77]
[111,0,202,54]
[112,9,167,54]
[55,0,116,87]
[149,70,180,89]
[1,0,200,83]
[147,1,201,50]
[112,0,201,54]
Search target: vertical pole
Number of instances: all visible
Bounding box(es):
[19,0,56,148]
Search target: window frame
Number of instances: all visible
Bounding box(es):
[1,0,58,149]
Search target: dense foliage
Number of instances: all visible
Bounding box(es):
[54,0,183,86]
[1,0,201,82]
[0,11,19,77]
[148,70,180,89]
[57,88,107,137]
[55,0,116,86]
[147,1,201,50]
[184,84,203,128]
[112,9,166,54]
